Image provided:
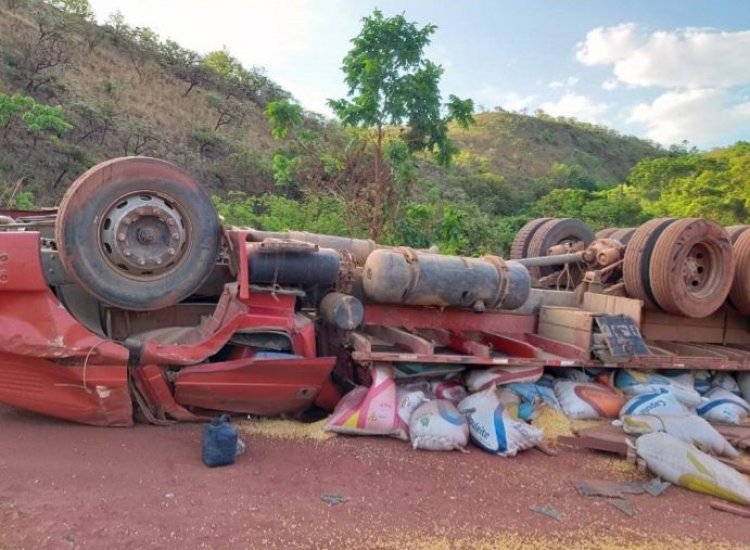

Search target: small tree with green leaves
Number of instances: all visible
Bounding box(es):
[328,9,474,239]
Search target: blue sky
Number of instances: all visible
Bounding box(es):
[88,0,750,148]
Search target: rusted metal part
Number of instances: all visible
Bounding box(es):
[244,229,382,265]
[649,218,734,318]
[55,157,222,311]
[622,218,675,309]
[515,251,585,268]
[173,356,335,416]
[526,218,595,282]
[363,248,530,311]
[320,292,364,330]
[729,230,750,315]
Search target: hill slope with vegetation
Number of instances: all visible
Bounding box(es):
[3,0,744,256]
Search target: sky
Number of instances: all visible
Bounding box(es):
[87,0,750,149]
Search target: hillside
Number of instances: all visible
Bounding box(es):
[0,0,665,212]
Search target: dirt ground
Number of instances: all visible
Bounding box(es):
[0,404,748,550]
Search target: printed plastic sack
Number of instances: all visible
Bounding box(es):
[397,387,431,434]
[740,372,750,402]
[694,371,712,395]
[325,366,407,440]
[614,369,701,408]
[710,373,741,396]
[430,379,467,405]
[409,400,469,451]
[546,368,591,382]
[506,383,561,410]
[635,432,750,505]
[393,363,464,379]
[696,387,750,425]
[619,414,738,458]
[496,388,536,421]
[465,365,543,392]
[553,380,625,419]
[457,386,543,457]
[619,388,690,417]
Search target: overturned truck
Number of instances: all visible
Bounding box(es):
[1,156,749,427]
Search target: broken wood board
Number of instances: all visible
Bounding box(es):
[557,424,634,457]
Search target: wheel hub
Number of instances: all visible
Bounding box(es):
[683,245,708,291]
[100,194,187,277]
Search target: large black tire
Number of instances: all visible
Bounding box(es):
[525,218,595,280]
[510,218,552,260]
[622,218,675,309]
[55,157,222,311]
[649,218,734,318]
[729,230,750,314]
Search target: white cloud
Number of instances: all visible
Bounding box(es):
[577,24,750,89]
[576,23,643,66]
[628,88,750,145]
[601,79,619,91]
[472,87,537,112]
[549,76,579,89]
[539,93,609,123]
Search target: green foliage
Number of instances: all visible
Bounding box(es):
[0,92,70,136]
[212,191,355,236]
[46,0,92,20]
[629,143,750,224]
[533,186,647,229]
[328,9,473,166]
[266,99,303,139]
[22,102,71,134]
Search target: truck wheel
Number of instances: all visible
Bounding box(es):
[725,225,750,244]
[595,228,619,239]
[525,218,595,280]
[510,218,552,260]
[729,230,750,314]
[622,218,675,309]
[649,218,734,318]
[55,157,222,311]
[609,227,636,245]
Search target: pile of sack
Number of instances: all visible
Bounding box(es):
[324,364,546,456]
[323,364,750,461]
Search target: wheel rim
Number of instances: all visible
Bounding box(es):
[682,243,713,294]
[99,192,189,279]
[649,218,734,317]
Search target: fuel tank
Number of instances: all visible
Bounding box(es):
[362,248,531,311]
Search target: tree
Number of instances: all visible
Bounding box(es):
[46,0,93,20]
[328,9,474,239]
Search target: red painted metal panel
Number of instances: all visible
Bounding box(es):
[0,232,53,291]
[174,356,336,416]
[132,365,203,422]
[363,304,536,334]
[0,352,130,426]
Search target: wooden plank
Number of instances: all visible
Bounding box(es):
[364,325,434,355]
[641,309,726,343]
[348,332,372,353]
[724,310,750,345]
[583,293,643,328]
[512,288,580,315]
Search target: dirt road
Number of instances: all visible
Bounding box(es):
[0,404,747,549]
